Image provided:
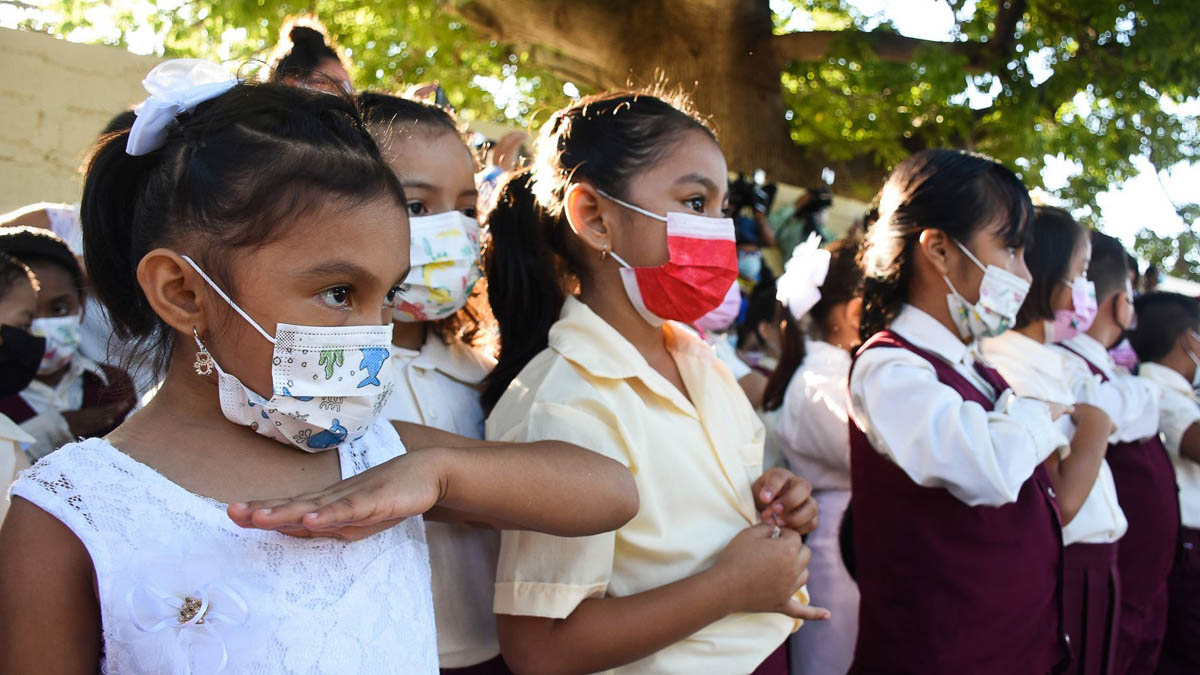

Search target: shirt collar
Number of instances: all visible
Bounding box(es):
[1062,333,1116,378]
[982,329,1073,402]
[549,296,704,416]
[391,332,495,386]
[1139,361,1194,398]
[890,304,972,366]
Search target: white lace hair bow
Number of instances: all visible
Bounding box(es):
[776,232,832,318]
[126,59,240,156]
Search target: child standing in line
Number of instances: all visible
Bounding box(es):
[1052,231,1175,674]
[849,149,1066,674]
[1127,292,1200,675]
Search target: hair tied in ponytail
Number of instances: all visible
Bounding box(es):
[776,233,831,319]
[126,59,239,156]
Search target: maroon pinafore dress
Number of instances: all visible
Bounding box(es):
[848,331,1065,675]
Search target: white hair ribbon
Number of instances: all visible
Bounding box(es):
[776,232,832,318]
[126,59,240,156]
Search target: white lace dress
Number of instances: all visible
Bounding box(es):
[9,420,437,674]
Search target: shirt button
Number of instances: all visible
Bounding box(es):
[1064,633,1071,647]
[1048,486,1057,499]
[429,411,440,421]
[1185,541,1196,550]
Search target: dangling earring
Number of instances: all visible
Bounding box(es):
[193,327,214,376]
[601,242,610,261]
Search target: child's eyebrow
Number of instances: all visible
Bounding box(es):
[674,173,719,194]
[295,261,377,281]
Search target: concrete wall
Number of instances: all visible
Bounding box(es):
[0,28,159,214]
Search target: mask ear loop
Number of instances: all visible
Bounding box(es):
[180,255,276,345]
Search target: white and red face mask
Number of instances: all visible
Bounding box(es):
[597,190,738,326]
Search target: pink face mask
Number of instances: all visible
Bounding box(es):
[695,282,742,332]
[598,190,738,326]
[1050,276,1098,342]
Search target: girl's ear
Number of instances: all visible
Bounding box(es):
[137,248,212,337]
[917,228,952,277]
[845,296,865,331]
[564,183,613,255]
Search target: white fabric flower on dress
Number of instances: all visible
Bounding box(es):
[777,233,832,318]
[108,536,270,674]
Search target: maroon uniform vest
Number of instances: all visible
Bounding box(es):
[0,363,135,439]
[1058,345,1179,674]
[848,331,1064,674]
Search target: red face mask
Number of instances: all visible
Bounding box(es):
[599,191,738,326]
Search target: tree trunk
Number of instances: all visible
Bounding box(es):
[452,0,834,187]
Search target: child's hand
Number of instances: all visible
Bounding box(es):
[1045,402,1074,421]
[227,452,445,541]
[713,524,830,620]
[752,468,819,535]
[1071,402,1116,437]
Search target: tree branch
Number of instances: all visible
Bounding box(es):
[770,30,986,71]
[990,0,1027,59]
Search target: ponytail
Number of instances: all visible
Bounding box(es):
[481,170,575,411]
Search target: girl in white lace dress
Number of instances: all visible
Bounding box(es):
[0,60,637,674]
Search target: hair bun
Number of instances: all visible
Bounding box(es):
[289,25,327,48]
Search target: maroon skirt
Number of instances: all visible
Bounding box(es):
[1063,542,1120,675]
[1157,526,1200,674]
[750,642,788,675]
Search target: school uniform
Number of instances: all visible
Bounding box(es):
[487,296,806,675]
[0,413,35,524]
[0,353,135,461]
[382,333,508,674]
[983,330,1128,675]
[847,305,1065,674]
[1054,335,1177,674]
[1131,363,1200,675]
[769,339,859,675]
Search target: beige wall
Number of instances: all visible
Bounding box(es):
[0,28,159,214]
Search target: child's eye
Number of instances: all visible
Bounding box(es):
[320,286,352,308]
[461,207,477,219]
[684,196,706,213]
[407,201,428,216]
[385,285,405,305]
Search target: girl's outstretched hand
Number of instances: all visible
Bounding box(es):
[227,451,443,542]
[752,468,819,535]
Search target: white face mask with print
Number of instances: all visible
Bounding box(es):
[392,211,482,323]
[182,256,395,452]
[943,240,1030,340]
[30,313,82,375]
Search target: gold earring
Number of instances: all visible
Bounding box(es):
[193,327,214,376]
[601,243,610,261]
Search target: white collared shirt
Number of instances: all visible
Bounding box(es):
[18,353,109,461]
[982,330,1127,544]
[772,339,853,492]
[1053,334,1162,443]
[383,332,502,668]
[1135,362,1200,529]
[848,305,1062,507]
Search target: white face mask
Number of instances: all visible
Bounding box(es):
[1184,331,1200,390]
[943,240,1030,340]
[31,314,82,375]
[392,211,482,323]
[182,256,395,452]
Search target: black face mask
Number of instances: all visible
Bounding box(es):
[0,325,46,397]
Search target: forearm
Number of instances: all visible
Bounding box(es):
[1181,422,1200,464]
[498,567,732,675]
[424,442,638,536]
[1052,426,1110,524]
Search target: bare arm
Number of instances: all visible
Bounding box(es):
[228,422,638,541]
[0,497,101,673]
[498,525,825,675]
[1044,404,1113,525]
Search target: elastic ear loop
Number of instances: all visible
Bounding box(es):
[593,189,667,271]
[180,255,276,344]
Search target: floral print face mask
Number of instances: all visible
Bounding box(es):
[392,211,482,323]
[944,240,1030,341]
